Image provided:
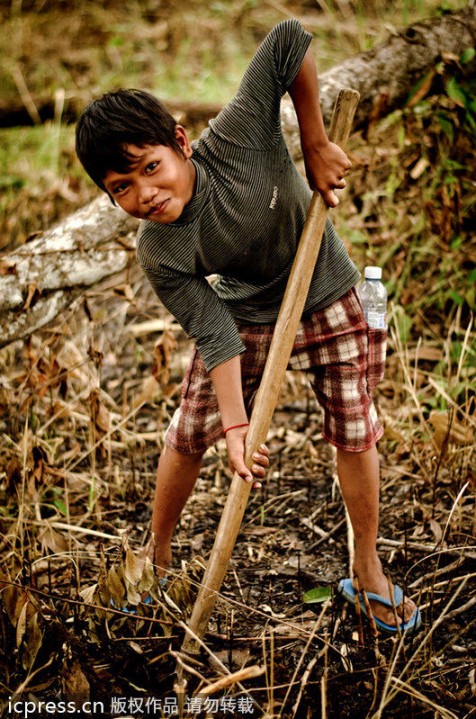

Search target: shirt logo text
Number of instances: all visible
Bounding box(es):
[269,186,279,210]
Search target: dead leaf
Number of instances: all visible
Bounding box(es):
[88,388,110,434]
[429,410,474,448]
[152,328,177,385]
[214,648,251,669]
[56,340,86,372]
[79,584,98,604]
[23,282,40,310]
[0,573,28,627]
[124,544,144,586]
[191,533,204,551]
[243,526,279,536]
[22,608,43,671]
[407,68,437,108]
[16,601,28,648]
[137,557,156,594]
[38,525,70,554]
[132,374,161,408]
[428,518,443,544]
[62,659,90,703]
[106,565,126,605]
[0,257,17,275]
[406,345,442,362]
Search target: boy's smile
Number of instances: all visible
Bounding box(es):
[103,126,196,223]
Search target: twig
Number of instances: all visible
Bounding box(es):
[361,588,379,640]
[308,517,346,550]
[12,656,55,698]
[269,628,275,716]
[375,575,470,716]
[277,600,331,718]
[320,632,329,719]
[300,517,336,543]
[408,556,466,588]
[293,656,319,717]
[415,572,476,608]
[387,677,459,719]
[377,537,437,553]
[200,664,266,696]
[436,595,476,623]
[30,520,122,541]
[11,64,42,125]
[387,574,403,642]
[245,489,307,526]
[353,576,365,645]
[169,649,207,685]
[176,618,261,712]
[439,482,470,548]
[0,577,174,627]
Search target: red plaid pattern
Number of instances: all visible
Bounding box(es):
[165,287,387,454]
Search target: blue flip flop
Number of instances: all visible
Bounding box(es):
[337,578,422,637]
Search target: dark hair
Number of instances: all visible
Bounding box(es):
[75,89,182,191]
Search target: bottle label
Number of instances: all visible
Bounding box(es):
[366,311,387,329]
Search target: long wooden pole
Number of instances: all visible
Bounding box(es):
[182,88,360,654]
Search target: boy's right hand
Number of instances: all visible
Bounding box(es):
[225,426,270,489]
[303,140,352,208]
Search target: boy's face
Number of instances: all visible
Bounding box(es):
[103,126,195,223]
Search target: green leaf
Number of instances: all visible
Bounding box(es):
[448,289,464,306]
[445,77,468,108]
[467,268,476,284]
[465,287,475,311]
[466,112,476,134]
[53,499,67,516]
[303,586,333,605]
[437,113,454,143]
[460,47,475,65]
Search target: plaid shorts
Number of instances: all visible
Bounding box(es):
[165,287,387,454]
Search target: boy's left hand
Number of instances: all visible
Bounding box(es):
[303,140,352,208]
[226,426,270,489]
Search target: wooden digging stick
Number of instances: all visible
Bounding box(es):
[182,88,360,654]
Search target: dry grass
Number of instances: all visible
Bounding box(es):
[0,192,474,716]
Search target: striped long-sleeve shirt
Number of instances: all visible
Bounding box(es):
[137,19,360,372]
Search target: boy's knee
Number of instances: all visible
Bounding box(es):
[162,444,204,465]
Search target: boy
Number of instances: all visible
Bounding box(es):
[76,20,420,634]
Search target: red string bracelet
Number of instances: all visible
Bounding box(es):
[223,422,249,435]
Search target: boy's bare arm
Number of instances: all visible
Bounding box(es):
[210,355,269,485]
[289,49,351,207]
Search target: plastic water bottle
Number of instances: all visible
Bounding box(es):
[359,266,387,329]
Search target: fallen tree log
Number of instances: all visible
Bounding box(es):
[1,8,474,349]
[281,6,476,156]
[0,198,138,347]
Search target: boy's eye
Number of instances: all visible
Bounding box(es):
[145,161,158,173]
[112,181,129,195]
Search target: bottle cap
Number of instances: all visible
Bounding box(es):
[364,266,382,280]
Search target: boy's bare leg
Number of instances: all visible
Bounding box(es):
[336,446,417,625]
[151,445,204,576]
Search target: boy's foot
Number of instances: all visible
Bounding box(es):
[337,578,421,636]
[352,557,417,626]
